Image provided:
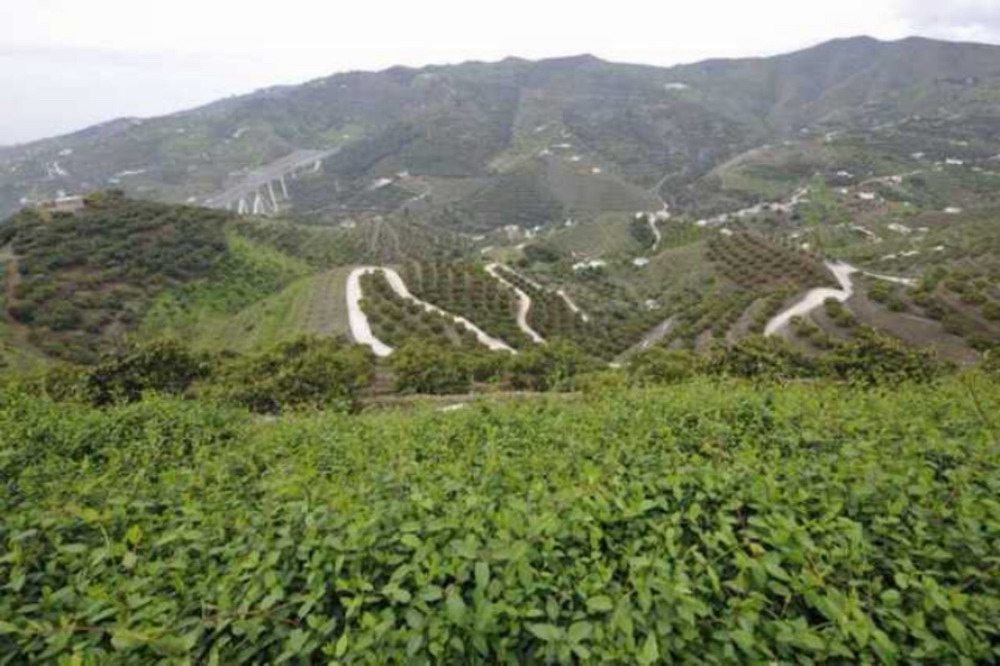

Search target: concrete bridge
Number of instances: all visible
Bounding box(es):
[202,149,334,215]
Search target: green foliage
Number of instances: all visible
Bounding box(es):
[824,297,858,328]
[207,336,374,414]
[824,328,943,386]
[508,339,595,391]
[1,377,999,662]
[404,262,531,350]
[390,341,474,395]
[3,194,232,361]
[628,348,698,385]
[359,271,480,352]
[85,339,212,406]
[704,336,818,380]
[521,242,563,264]
[628,215,657,249]
[707,232,833,291]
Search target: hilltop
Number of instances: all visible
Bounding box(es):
[4,36,1000,225]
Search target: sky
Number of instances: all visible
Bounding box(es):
[1,0,999,146]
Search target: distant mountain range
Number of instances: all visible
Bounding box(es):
[3,36,1000,226]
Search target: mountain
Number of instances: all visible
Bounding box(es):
[4,36,1000,226]
[4,36,1000,369]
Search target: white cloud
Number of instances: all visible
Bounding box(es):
[892,0,1000,42]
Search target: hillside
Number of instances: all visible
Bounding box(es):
[0,193,467,366]
[5,36,1000,229]
[3,36,1000,367]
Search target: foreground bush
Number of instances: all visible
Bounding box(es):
[823,328,943,386]
[207,336,374,413]
[1,378,997,662]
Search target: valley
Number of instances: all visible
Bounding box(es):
[2,33,1000,664]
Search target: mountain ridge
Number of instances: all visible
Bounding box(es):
[3,34,1000,225]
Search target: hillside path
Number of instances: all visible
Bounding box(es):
[484,263,546,344]
[346,266,516,356]
[764,262,915,335]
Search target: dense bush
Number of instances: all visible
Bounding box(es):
[824,328,943,386]
[84,339,212,406]
[207,336,374,413]
[1,379,998,662]
[628,348,698,385]
[390,341,474,395]
[703,336,818,380]
[508,339,595,392]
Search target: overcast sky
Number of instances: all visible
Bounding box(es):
[1,0,998,145]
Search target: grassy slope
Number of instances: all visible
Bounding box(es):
[188,267,352,353]
[1,376,998,661]
[548,213,645,258]
[137,230,312,345]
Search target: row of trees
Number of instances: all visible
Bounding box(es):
[6,327,967,415]
[15,337,375,414]
[403,261,533,349]
[707,231,833,291]
[359,271,480,351]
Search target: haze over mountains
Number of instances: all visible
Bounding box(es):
[4,35,1000,223]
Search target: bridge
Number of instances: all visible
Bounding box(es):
[202,149,334,216]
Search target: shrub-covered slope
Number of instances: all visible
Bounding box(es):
[1,376,998,662]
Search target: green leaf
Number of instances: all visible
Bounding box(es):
[334,633,349,657]
[474,561,490,590]
[419,585,444,602]
[568,621,593,644]
[638,633,659,665]
[527,623,562,642]
[111,629,147,651]
[944,615,968,648]
[400,534,421,549]
[445,590,467,624]
[126,524,143,546]
[586,595,614,613]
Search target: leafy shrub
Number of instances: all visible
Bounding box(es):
[823,298,857,328]
[982,300,1000,322]
[522,242,563,264]
[508,339,595,391]
[390,341,473,395]
[628,348,698,385]
[85,339,212,406]
[824,328,942,386]
[704,336,817,380]
[208,336,373,413]
[1,380,998,662]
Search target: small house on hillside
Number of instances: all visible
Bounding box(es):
[38,195,86,214]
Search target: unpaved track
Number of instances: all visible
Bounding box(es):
[556,289,590,322]
[484,263,545,344]
[764,262,915,336]
[346,266,515,356]
[346,268,393,357]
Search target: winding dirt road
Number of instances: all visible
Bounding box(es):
[764,262,916,336]
[346,266,515,356]
[484,264,546,344]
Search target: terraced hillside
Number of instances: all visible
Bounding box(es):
[7,36,1000,231]
[402,261,534,349]
[0,193,471,365]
